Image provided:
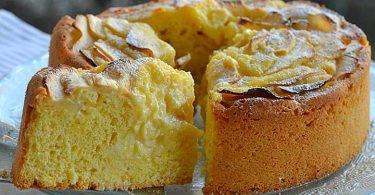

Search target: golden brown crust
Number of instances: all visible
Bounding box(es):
[12,67,55,188]
[203,46,371,194]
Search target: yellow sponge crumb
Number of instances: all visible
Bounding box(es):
[13,58,201,190]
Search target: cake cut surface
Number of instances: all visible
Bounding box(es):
[12,58,201,190]
[13,0,371,194]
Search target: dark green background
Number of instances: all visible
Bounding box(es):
[1,0,374,58]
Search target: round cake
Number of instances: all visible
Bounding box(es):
[13,0,370,194]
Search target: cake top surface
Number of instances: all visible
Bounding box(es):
[205,27,367,100]
[34,58,192,102]
[49,0,370,102]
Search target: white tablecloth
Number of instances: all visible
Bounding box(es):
[0,9,50,79]
[0,9,49,195]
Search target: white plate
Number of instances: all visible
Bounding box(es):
[0,55,374,194]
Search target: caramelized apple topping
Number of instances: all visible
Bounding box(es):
[220,87,288,100]
[205,27,355,100]
[72,15,94,54]
[278,79,328,94]
[307,14,336,32]
[236,2,339,33]
[72,15,176,68]
[69,0,365,103]
[176,54,192,68]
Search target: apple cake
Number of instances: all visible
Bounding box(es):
[12,0,371,194]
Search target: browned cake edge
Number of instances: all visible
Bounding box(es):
[203,46,371,194]
[49,17,93,69]
[12,67,59,189]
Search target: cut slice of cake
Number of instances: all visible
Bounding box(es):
[12,58,201,190]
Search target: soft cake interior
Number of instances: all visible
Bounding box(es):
[16,59,201,189]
